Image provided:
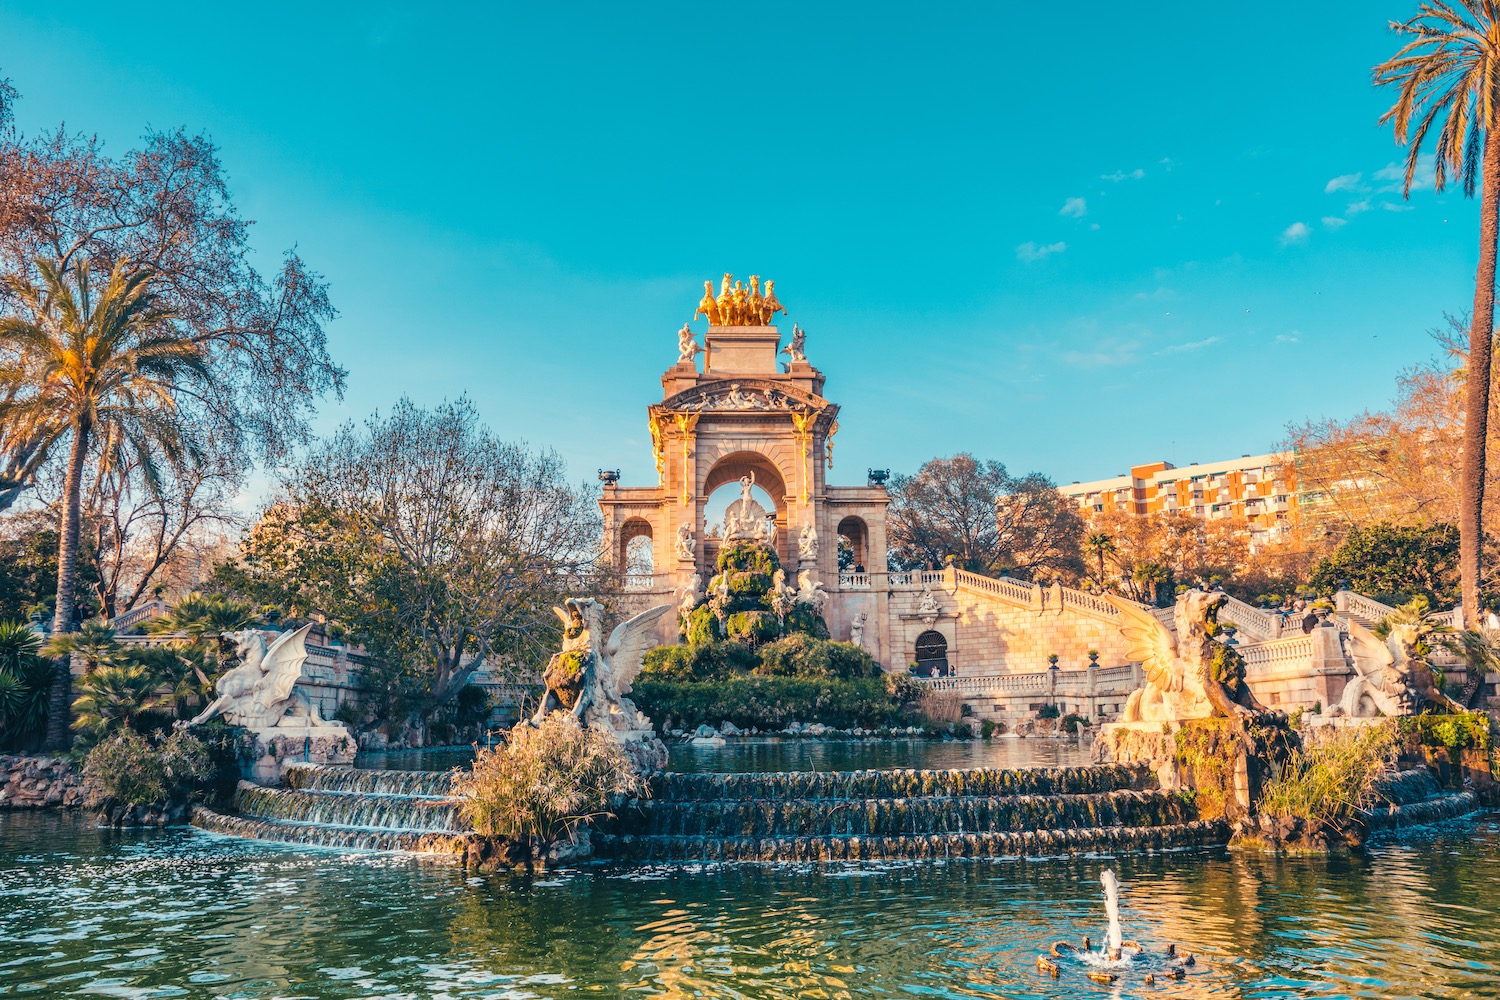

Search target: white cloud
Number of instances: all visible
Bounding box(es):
[1325,172,1364,193]
[1060,197,1088,218]
[1016,241,1067,263]
[1102,168,1145,182]
[1276,331,1301,344]
[1375,158,1437,193]
[1346,199,1372,216]
[1281,222,1310,245]
[1158,336,1221,355]
[1321,216,1347,230]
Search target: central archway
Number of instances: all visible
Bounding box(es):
[701,451,791,565]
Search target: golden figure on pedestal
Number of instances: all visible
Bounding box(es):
[693,274,789,326]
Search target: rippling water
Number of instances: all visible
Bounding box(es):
[4,811,1499,998]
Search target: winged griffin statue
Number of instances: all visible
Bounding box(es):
[186,624,345,731]
[1336,618,1463,716]
[532,598,672,740]
[1105,589,1274,724]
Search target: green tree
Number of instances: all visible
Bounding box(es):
[147,592,256,668]
[0,509,99,624]
[1307,522,1462,607]
[231,398,601,727]
[41,621,122,675]
[0,257,208,749]
[70,664,165,742]
[1376,2,1500,627]
[1083,531,1116,589]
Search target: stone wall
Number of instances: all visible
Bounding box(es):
[0,755,85,809]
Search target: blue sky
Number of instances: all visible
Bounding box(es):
[0,2,1478,493]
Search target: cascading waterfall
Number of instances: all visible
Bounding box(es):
[192,766,468,853]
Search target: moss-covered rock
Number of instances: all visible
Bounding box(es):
[726,610,779,647]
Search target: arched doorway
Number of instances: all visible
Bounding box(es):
[914,630,949,677]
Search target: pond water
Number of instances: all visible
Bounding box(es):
[3,810,1499,999]
[356,737,1093,774]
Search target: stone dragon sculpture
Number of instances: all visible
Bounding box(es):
[1105,589,1274,724]
[532,598,673,739]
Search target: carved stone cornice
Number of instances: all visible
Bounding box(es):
[656,377,829,416]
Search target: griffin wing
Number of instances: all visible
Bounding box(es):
[1103,595,1179,689]
[1344,619,1394,678]
[260,623,315,704]
[604,604,673,696]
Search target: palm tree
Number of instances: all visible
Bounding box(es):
[0,257,207,749]
[1083,531,1116,590]
[40,621,122,675]
[70,664,165,742]
[0,622,48,746]
[1376,2,1500,628]
[147,593,256,668]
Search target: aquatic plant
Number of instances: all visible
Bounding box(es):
[453,714,645,844]
[1258,722,1399,834]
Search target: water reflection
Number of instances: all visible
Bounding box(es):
[2,811,1498,998]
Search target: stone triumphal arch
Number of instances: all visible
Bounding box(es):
[599,278,894,659]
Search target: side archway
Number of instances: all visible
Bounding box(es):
[914,630,948,676]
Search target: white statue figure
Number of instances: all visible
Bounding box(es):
[799,522,818,561]
[918,587,941,625]
[850,612,868,649]
[676,573,703,618]
[675,522,695,560]
[676,322,704,364]
[796,569,829,615]
[709,572,731,620]
[770,568,798,619]
[1106,589,1274,724]
[739,470,755,505]
[780,324,807,363]
[533,598,673,739]
[763,514,778,548]
[186,624,345,732]
[1336,618,1463,716]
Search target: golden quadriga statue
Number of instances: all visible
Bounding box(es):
[697,273,787,326]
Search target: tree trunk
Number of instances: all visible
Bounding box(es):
[1461,130,1500,629]
[42,418,90,751]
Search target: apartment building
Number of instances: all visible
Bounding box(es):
[1059,453,1299,546]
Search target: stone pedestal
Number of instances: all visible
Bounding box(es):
[704,325,782,374]
[244,726,357,785]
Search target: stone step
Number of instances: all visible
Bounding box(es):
[606,788,1191,839]
[191,804,470,853]
[1363,791,1479,831]
[646,764,1150,803]
[594,819,1229,862]
[231,781,462,834]
[282,763,454,798]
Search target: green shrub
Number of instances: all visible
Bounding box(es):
[726,611,779,646]
[757,634,878,679]
[642,644,698,681]
[784,603,830,639]
[718,540,779,575]
[1037,704,1061,720]
[633,676,907,730]
[1399,711,1492,753]
[0,622,49,748]
[726,572,773,600]
[685,605,718,647]
[980,719,1001,738]
[642,641,758,682]
[1061,713,1091,734]
[82,728,214,810]
[452,714,644,843]
[951,721,974,739]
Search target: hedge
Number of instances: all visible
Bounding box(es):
[633,676,907,730]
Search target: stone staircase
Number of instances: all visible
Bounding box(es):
[593,764,1226,862]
